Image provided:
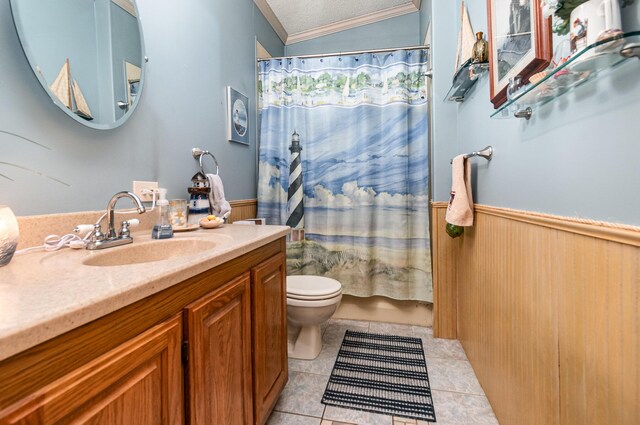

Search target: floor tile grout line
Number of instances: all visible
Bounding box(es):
[272,408,324,419]
[287,370,332,378]
[423,355,469,361]
[430,387,490,397]
[424,356,471,364]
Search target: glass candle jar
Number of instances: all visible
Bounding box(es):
[168,199,189,228]
[0,206,19,267]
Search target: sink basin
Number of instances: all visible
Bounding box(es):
[82,239,218,267]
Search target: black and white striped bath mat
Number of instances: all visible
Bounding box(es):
[321,330,436,422]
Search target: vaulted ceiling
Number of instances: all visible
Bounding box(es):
[254,0,421,45]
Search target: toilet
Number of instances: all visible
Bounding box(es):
[286,275,342,360]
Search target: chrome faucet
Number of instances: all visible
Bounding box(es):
[86,191,146,250]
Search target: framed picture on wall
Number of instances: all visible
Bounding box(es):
[227,87,250,145]
[487,0,553,108]
[124,61,141,110]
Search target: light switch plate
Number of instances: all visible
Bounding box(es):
[132,181,158,201]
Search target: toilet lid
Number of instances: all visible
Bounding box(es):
[287,276,342,298]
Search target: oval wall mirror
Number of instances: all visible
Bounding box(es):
[10,0,146,130]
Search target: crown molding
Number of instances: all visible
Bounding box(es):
[286,2,419,45]
[253,0,288,43]
[112,0,136,16]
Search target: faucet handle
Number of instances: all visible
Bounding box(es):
[119,221,131,239]
[89,224,105,243]
[119,219,140,239]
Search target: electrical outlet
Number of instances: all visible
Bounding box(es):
[133,181,158,201]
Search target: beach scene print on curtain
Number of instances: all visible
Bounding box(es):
[257,50,432,302]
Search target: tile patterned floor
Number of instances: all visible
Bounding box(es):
[267,319,499,425]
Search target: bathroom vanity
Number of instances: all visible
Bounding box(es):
[0,225,290,425]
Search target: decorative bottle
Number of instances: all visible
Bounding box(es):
[507,75,523,100]
[152,188,174,239]
[471,32,489,63]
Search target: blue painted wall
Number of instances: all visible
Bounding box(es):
[429,0,459,209]
[431,0,640,226]
[285,12,421,56]
[0,0,283,216]
[420,0,432,43]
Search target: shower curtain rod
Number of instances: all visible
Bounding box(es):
[257,45,430,62]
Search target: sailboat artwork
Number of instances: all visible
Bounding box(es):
[446,0,485,102]
[454,0,476,74]
[49,59,93,121]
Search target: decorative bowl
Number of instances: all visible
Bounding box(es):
[199,217,224,229]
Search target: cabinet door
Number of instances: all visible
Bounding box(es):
[184,272,254,425]
[251,253,288,425]
[0,315,183,425]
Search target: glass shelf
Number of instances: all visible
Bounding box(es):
[491,31,640,119]
[445,60,490,102]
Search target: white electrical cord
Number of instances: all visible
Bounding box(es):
[14,190,157,256]
[15,233,86,255]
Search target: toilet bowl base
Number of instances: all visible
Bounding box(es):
[288,324,322,360]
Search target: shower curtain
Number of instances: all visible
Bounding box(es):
[257,49,432,302]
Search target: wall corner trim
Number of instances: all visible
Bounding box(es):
[432,202,640,246]
[253,0,288,43]
[474,205,640,247]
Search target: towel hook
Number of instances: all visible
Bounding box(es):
[192,147,219,175]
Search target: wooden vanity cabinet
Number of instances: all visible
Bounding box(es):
[185,252,288,425]
[184,272,254,425]
[251,253,288,425]
[0,315,184,425]
[0,238,287,425]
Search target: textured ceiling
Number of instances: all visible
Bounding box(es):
[265,0,417,38]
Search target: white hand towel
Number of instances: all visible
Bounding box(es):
[445,155,474,227]
[206,173,231,218]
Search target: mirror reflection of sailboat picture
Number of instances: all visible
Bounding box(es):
[49,59,93,121]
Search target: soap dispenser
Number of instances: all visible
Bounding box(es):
[152,188,174,239]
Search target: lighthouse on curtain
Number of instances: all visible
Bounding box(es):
[286,130,305,241]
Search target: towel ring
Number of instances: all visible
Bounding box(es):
[192,147,219,175]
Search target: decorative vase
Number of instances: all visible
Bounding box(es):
[471,32,489,63]
[0,206,19,267]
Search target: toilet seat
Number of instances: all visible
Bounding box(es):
[287,276,342,298]
[287,289,342,301]
[286,293,342,308]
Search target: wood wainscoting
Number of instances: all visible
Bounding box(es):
[430,205,460,339]
[431,202,640,425]
[228,199,258,223]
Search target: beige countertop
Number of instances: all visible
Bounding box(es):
[0,224,290,362]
